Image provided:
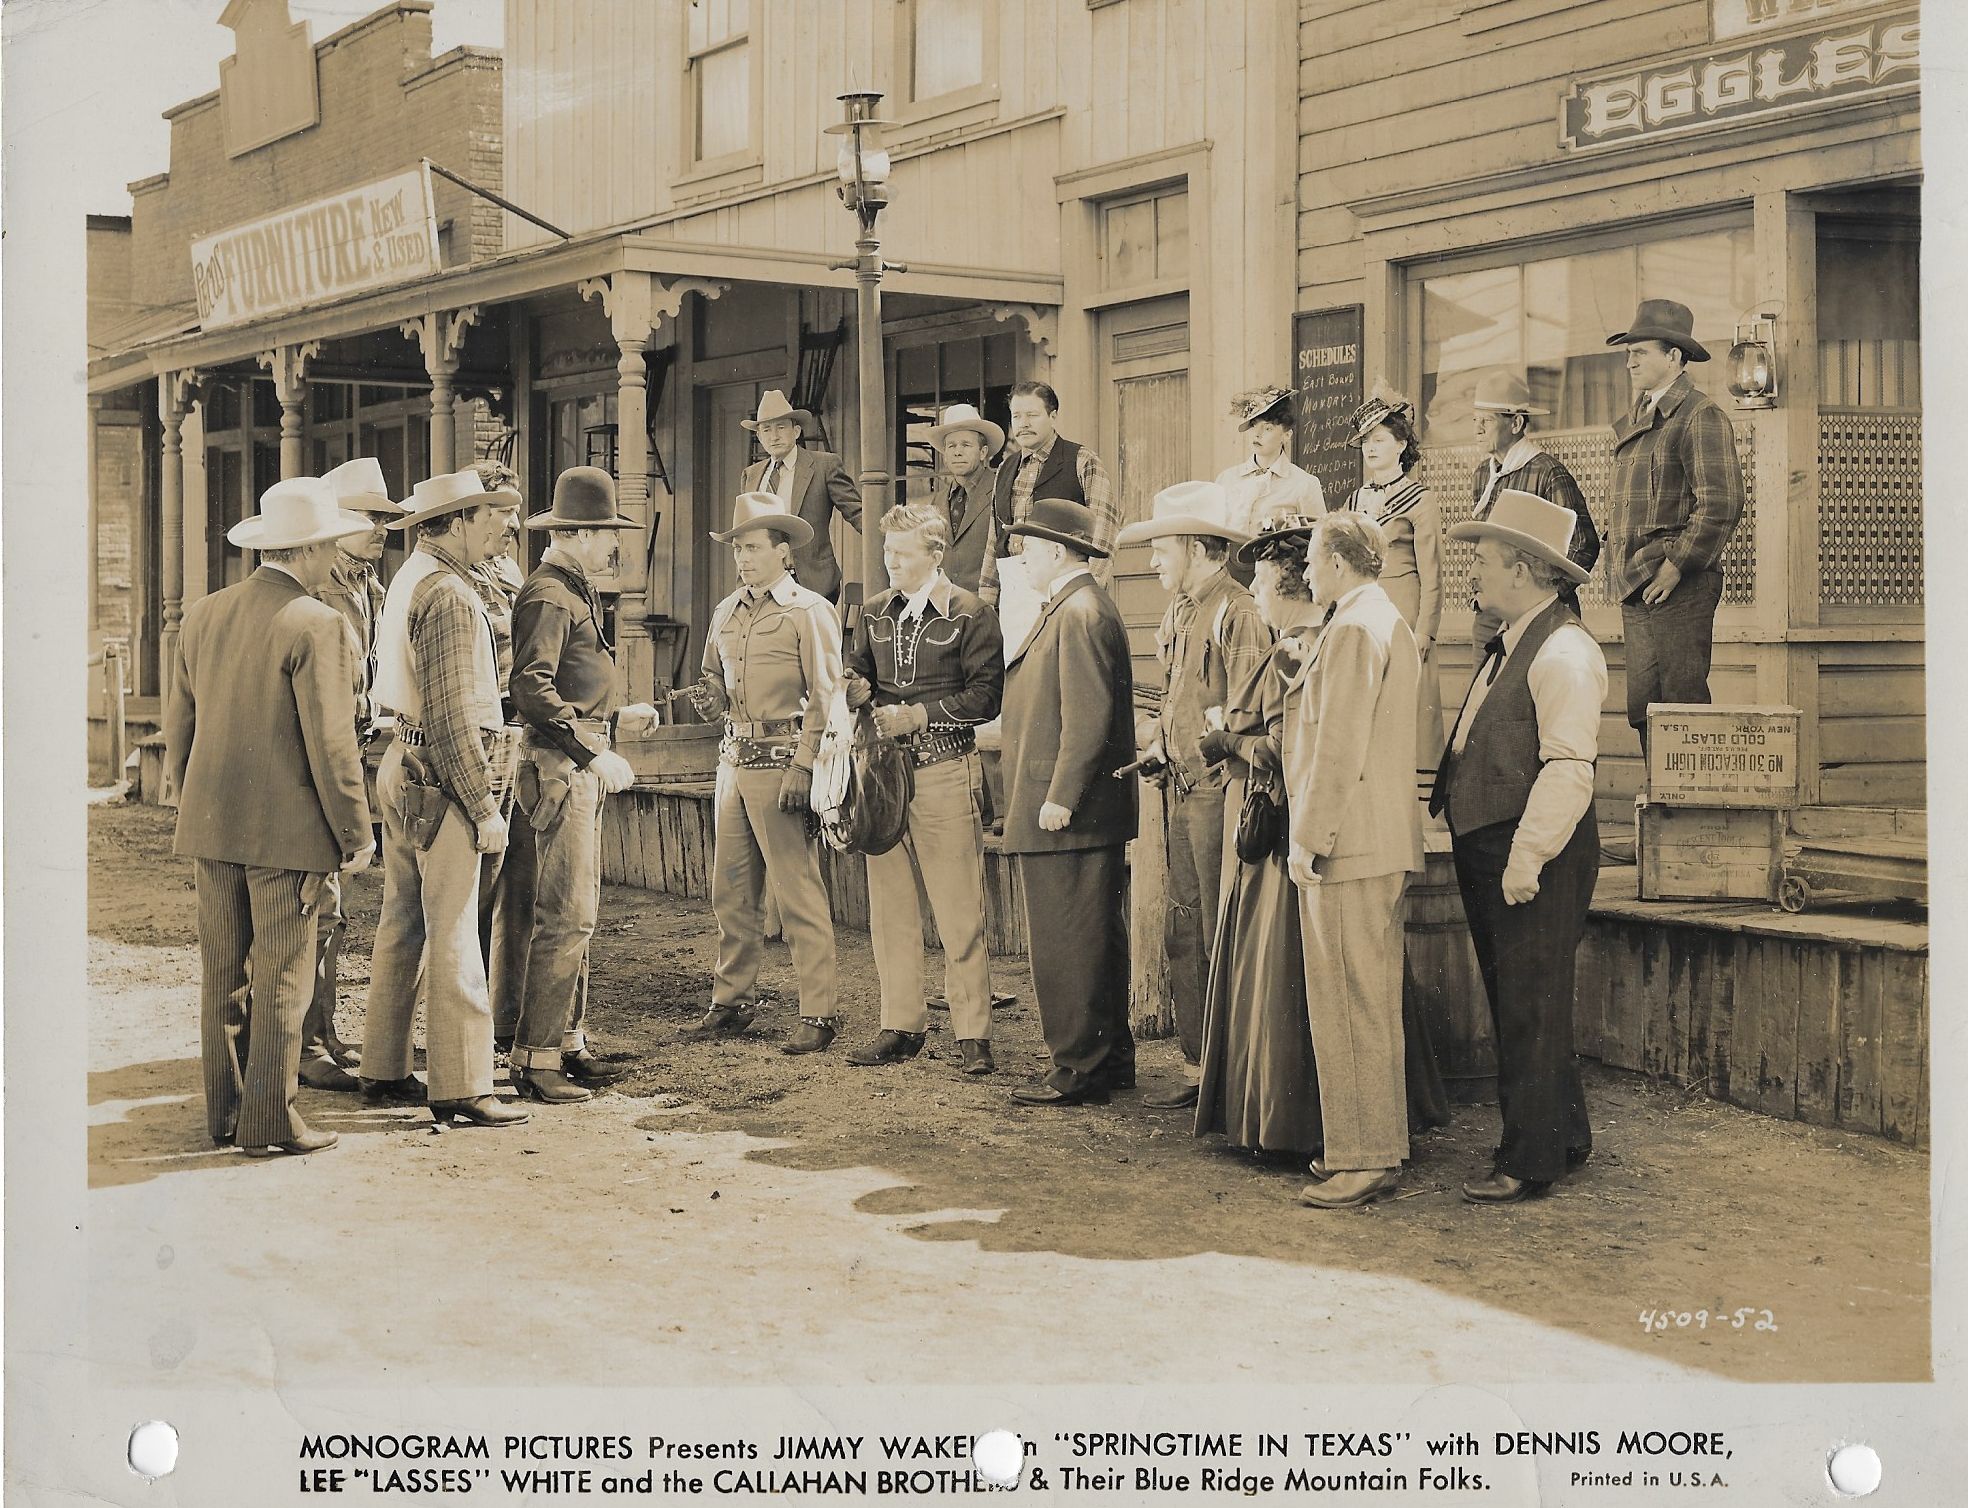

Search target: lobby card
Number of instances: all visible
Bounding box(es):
[4,0,1963,1503]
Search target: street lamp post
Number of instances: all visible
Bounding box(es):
[825,91,898,605]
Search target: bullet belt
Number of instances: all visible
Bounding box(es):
[901,728,975,768]
[726,717,802,738]
[722,716,802,770]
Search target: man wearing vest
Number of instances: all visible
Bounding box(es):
[841,503,1006,1074]
[1467,369,1599,647]
[920,403,1002,599]
[1434,491,1607,1203]
[507,467,646,1104]
[358,469,530,1128]
[1119,481,1268,1109]
[681,491,846,1054]
[738,389,864,604]
[304,457,405,1087]
[991,382,1119,585]
[166,478,376,1156]
[1604,299,1743,753]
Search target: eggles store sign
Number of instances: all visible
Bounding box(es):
[1559,10,1917,152]
[191,166,442,330]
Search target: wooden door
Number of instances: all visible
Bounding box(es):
[693,378,768,649]
[1097,294,1191,682]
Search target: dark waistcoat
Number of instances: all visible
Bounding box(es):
[1435,599,1582,834]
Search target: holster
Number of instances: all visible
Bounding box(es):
[393,744,455,851]
[517,745,578,833]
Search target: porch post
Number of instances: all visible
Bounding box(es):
[257,341,319,479]
[402,307,481,474]
[158,369,199,694]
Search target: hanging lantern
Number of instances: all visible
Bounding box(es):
[1727,315,1779,410]
[825,92,893,220]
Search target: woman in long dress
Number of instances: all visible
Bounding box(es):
[1344,383,1445,808]
[1193,511,1449,1159]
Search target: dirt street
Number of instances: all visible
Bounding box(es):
[86,801,1928,1389]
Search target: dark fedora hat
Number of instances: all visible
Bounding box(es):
[526,466,639,530]
[1007,496,1108,559]
[1607,298,1711,362]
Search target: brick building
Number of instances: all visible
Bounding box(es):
[86,0,501,759]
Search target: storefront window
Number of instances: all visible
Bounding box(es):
[688,0,751,165]
[1101,186,1188,292]
[1418,225,1754,439]
[892,330,1018,490]
[904,0,987,104]
[1818,221,1919,409]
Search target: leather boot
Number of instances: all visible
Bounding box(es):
[359,1075,428,1107]
[688,1002,756,1036]
[780,1017,838,1055]
[562,1047,628,1085]
[958,1039,995,1076]
[510,1066,592,1104]
[430,1095,531,1127]
[846,1029,925,1066]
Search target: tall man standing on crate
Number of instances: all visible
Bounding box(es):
[1434,491,1607,1203]
[358,469,531,1128]
[1604,300,1743,754]
[841,503,1006,1075]
[507,467,651,1104]
[1118,480,1268,1109]
[680,491,845,1054]
[167,477,376,1156]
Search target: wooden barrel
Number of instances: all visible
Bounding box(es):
[1404,840,1496,1084]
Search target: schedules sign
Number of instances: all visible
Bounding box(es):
[1559,9,1917,152]
[1292,305,1365,507]
[190,165,441,330]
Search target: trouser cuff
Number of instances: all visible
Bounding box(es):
[514,1046,565,1071]
[561,1030,586,1053]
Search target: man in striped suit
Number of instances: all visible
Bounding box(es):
[166,478,378,1156]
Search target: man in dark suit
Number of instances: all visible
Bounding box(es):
[739,388,863,603]
[919,402,1002,598]
[166,478,377,1156]
[998,496,1137,1106]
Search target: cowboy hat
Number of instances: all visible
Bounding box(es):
[228,476,378,551]
[1447,489,1590,584]
[1234,495,1323,565]
[526,465,640,530]
[391,467,524,530]
[1471,369,1549,415]
[1006,496,1108,559]
[740,389,814,433]
[1230,385,1296,431]
[711,490,815,547]
[1606,298,1711,362]
[924,402,1005,454]
[1346,378,1416,446]
[321,456,404,516]
[1116,480,1251,547]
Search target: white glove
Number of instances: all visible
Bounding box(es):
[340,841,376,876]
[591,749,636,794]
[474,812,509,855]
[614,703,662,738]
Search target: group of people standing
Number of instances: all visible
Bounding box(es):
[166,295,1742,1213]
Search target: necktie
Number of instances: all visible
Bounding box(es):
[1634,393,1656,427]
[1481,634,1506,685]
[947,481,967,537]
[764,457,783,494]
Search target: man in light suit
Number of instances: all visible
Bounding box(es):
[740,389,863,604]
[1287,511,1425,1209]
[166,478,377,1156]
[998,496,1138,1107]
[919,403,1002,598]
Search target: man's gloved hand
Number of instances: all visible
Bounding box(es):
[1196,729,1240,766]
[870,702,926,740]
[779,764,813,812]
[474,812,509,855]
[614,702,662,738]
[341,841,377,876]
[591,749,636,795]
[844,673,875,710]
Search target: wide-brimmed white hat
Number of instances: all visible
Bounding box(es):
[321,456,404,516]
[1446,489,1590,584]
[1471,369,1549,416]
[228,477,377,551]
[1115,480,1251,547]
[740,389,814,433]
[391,468,523,530]
[710,490,814,547]
[924,402,1005,454]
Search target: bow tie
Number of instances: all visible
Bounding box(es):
[1481,634,1506,684]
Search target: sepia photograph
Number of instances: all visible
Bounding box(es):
[5,0,1964,1502]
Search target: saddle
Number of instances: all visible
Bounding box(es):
[811,690,913,856]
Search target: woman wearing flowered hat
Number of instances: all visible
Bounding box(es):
[1214,385,1325,539]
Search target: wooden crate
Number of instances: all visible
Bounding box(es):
[1637,802,1784,903]
[617,723,721,786]
[1645,704,1800,808]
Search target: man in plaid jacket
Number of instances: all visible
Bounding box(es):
[1604,300,1744,752]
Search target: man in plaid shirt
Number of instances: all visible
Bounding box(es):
[358,469,529,1127]
[1605,299,1744,751]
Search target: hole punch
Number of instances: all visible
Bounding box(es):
[972,1430,1023,1486]
[1827,1443,1881,1497]
[128,1421,179,1480]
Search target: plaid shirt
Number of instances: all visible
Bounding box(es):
[1008,435,1119,581]
[1156,568,1272,786]
[1606,374,1744,601]
[407,542,504,823]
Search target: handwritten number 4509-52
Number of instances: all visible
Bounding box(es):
[1639,1308,1778,1333]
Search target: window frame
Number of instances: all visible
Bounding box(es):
[890,0,1000,130]
[680,0,763,182]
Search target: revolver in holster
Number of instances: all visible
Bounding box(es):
[393,744,456,851]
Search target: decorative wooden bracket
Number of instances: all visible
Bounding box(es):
[582,273,728,341]
[399,306,481,373]
[255,341,321,403]
[165,368,204,416]
[990,304,1059,359]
